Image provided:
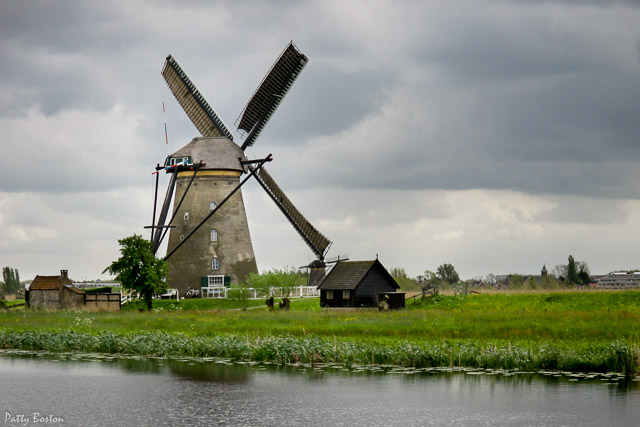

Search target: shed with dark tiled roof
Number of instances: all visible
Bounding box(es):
[317,259,403,308]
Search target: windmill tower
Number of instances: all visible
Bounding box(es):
[150,42,331,295]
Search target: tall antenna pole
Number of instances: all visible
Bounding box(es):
[151,169,159,241]
[163,102,169,145]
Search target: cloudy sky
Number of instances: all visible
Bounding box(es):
[1,0,639,282]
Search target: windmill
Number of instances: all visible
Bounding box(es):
[149,42,331,296]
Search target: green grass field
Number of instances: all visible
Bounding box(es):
[121,297,268,312]
[1,291,639,374]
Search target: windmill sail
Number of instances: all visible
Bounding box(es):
[237,42,308,150]
[162,55,234,140]
[253,167,331,260]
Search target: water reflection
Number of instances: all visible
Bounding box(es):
[1,351,639,427]
[163,359,250,383]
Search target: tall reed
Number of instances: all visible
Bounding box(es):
[1,329,637,375]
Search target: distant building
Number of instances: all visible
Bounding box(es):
[595,272,640,289]
[317,259,404,308]
[495,264,550,288]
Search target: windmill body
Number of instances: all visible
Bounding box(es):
[153,42,331,296]
[165,137,257,292]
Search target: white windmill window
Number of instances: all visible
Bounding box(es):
[180,235,184,241]
[211,257,219,271]
[209,201,217,211]
[210,229,218,242]
[184,212,189,221]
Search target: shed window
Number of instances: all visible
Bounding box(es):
[211,257,219,271]
[184,212,189,221]
[342,290,350,299]
[210,229,218,242]
[326,290,333,300]
[209,202,217,211]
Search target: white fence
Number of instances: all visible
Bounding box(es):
[201,285,320,299]
[121,286,320,303]
[74,282,120,289]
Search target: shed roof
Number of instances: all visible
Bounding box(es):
[30,274,72,291]
[171,137,247,172]
[317,259,400,291]
[63,284,85,294]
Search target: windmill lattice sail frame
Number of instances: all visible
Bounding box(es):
[162,55,234,140]
[253,167,331,260]
[236,42,308,150]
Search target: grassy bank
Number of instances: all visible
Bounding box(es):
[1,291,639,375]
[121,298,267,311]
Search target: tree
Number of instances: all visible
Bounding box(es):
[422,270,440,284]
[566,255,580,286]
[485,273,496,286]
[577,261,590,285]
[103,235,168,310]
[227,284,250,310]
[508,274,525,289]
[436,263,460,286]
[389,267,419,291]
[2,267,21,294]
[541,274,563,290]
[523,276,539,290]
[551,264,567,281]
[246,267,305,310]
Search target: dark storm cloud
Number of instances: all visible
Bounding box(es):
[2,0,640,201]
[0,49,115,116]
[260,65,394,143]
[267,1,640,200]
[0,2,146,117]
[0,2,106,50]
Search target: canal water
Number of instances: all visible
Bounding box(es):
[1,352,639,426]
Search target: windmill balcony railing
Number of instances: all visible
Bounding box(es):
[200,285,320,299]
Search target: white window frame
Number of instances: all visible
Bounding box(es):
[212,257,219,271]
[184,212,189,221]
[210,229,218,242]
[207,275,224,286]
[209,201,217,211]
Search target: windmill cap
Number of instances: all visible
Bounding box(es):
[170,137,248,172]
